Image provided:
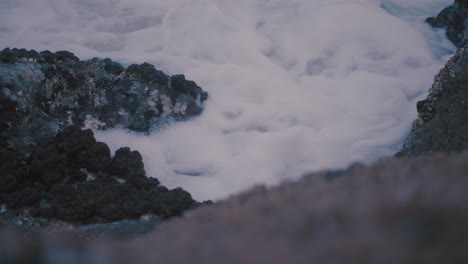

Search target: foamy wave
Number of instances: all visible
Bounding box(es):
[0,0,454,200]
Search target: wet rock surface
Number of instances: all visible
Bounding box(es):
[426,0,468,48]
[398,1,468,157]
[0,48,208,154]
[0,125,201,223]
[3,3,468,262]
[0,48,209,226]
[2,151,468,263]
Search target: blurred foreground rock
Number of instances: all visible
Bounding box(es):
[2,151,468,263]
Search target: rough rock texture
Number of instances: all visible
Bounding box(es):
[0,48,208,224]
[426,0,468,47]
[0,125,200,223]
[4,3,468,262]
[2,151,468,263]
[0,48,208,154]
[398,2,468,157]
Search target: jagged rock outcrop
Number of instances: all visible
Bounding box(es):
[426,0,468,47]
[0,48,210,223]
[0,125,201,223]
[398,1,468,157]
[0,48,208,154]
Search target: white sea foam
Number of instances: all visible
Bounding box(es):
[0,0,454,200]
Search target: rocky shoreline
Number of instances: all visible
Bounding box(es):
[0,49,210,227]
[1,125,208,224]
[0,48,208,155]
[397,0,468,157]
[2,1,468,263]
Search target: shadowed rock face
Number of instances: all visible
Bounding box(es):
[0,48,208,154]
[0,49,208,224]
[426,0,468,47]
[2,151,468,264]
[0,125,201,223]
[398,1,468,157]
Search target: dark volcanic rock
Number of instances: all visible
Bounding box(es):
[0,48,208,154]
[0,125,200,223]
[426,0,468,47]
[105,147,145,178]
[0,48,207,223]
[398,4,468,157]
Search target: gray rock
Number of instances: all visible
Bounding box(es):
[0,48,208,153]
[425,0,468,47]
[0,48,209,224]
[397,1,468,157]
